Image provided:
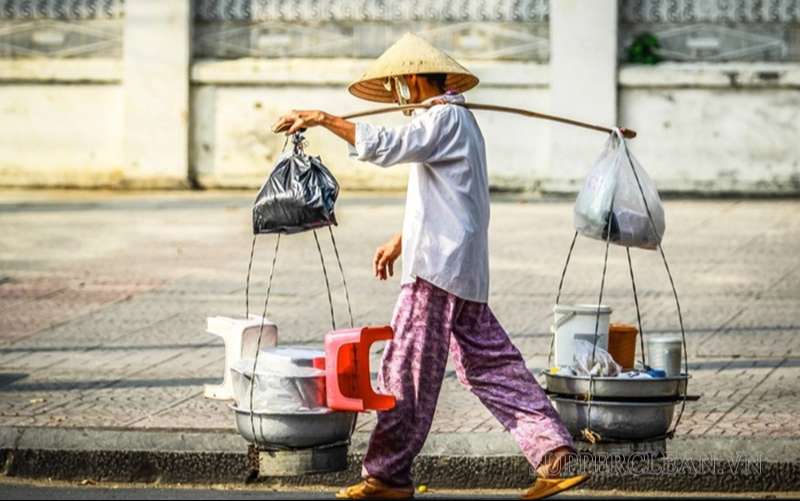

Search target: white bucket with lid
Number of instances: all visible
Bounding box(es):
[553,304,612,368]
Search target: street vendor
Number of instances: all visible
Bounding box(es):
[272,33,587,501]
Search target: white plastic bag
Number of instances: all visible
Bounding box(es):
[572,340,622,377]
[574,130,665,250]
[231,347,328,414]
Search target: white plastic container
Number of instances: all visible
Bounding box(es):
[552,304,612,368]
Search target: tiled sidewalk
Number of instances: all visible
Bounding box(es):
[1,192,799,445]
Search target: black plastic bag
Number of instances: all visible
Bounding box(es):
[253,133,339,235]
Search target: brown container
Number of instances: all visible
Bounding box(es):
[608,323,639,370]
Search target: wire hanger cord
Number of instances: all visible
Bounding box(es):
[328,226,354,328]
[248,233,281,441]
[313,230,337,331]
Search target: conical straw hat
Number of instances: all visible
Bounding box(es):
[348,33,479,103]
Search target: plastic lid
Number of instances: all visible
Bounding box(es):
[553,304,612,315]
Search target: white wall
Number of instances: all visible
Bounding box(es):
[619,63,800,194]
[0,75,124,187]
[1,4,798,194]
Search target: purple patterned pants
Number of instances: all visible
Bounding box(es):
[362,278,575,486]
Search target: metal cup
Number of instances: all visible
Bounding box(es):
[647,336,683,376]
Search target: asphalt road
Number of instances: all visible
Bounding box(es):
[0,483,788,500]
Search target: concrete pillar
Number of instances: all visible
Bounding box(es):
[549,0,618,191]
[123,0,191,186]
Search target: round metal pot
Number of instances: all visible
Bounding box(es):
[551,397,677,441]
[232,406,356,449]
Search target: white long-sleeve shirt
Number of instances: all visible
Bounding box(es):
[348,93,490,303]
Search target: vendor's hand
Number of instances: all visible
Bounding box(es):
[373,235,402,281]
[271,110,327,135]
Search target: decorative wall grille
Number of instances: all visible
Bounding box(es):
[620,0,800,62]
[193,0,550,61]
[0,0,124,58]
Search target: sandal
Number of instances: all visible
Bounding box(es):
[520,474,589,500]
[335,476,415,500]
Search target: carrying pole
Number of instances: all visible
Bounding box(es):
[340,102,637,139]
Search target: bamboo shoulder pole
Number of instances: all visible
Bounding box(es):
[341,102,637,139]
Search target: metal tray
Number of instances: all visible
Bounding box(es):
[543,372,689,399]
[551,397,676,441]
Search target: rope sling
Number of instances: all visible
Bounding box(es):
[549,129,689,444]
[243,134,355,444]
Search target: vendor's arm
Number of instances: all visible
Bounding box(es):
[271,111,355,146]
[348,107,454,167]
[272,106,455,167]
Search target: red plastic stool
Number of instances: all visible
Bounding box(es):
[323,326,396,412]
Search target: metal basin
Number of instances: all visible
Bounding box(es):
[544,372,688,399]
[232,406,356,449]
[551,397,677,441]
